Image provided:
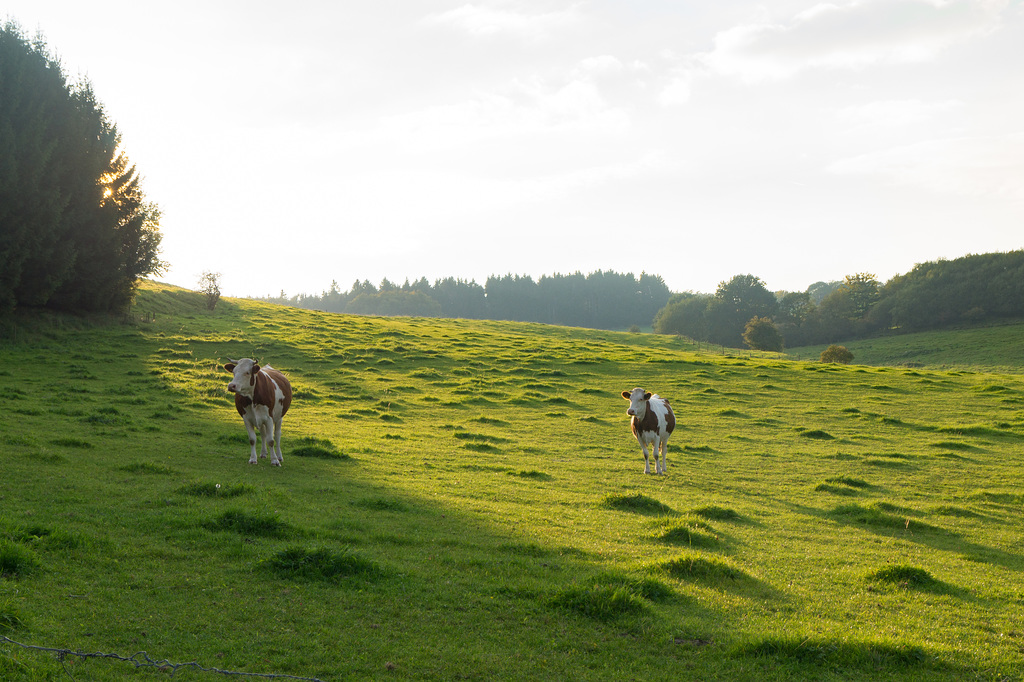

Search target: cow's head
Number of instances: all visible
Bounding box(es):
[224,358,260,395]
[622,387,652,418]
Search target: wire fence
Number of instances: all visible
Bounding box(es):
[0,635,325,681]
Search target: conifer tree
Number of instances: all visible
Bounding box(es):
[0,21,165,313]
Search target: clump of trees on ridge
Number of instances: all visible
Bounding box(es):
[0,22,165,315]
[653,251,1024,349]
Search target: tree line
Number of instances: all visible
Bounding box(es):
[260,271,673,330]
[654,250,1024,349]
[0,23,164,315]
[262,250,1023,346]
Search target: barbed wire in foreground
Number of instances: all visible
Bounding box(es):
[0,635,326,681]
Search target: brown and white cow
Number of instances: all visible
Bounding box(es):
[621,387,676,475]
[224,358,292,466]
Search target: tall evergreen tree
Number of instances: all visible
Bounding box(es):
[0,22,165,313]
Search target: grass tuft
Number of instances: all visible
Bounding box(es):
[176,482,254,498]
[508,470,553,481]
[49,438,93,449]
[120,462,177,475]
[866,564,941,590]
[353,497,409,512]
[290,436,350,459]
[656,522,720,548]
[204,510,294,538]
[799,429,835,440]
[603,493,674,515]
[266,546,383,584]
[825,476,871,488]
[550,583,649,622]
[661,554,747,583]
[0,598,26,632]
[689,505,741,521]
[737,637,931,669]
[0,541,41,578]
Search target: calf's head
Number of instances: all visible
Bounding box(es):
[224,358,260,395]
[622,387,652,418]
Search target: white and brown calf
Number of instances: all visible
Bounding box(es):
[621,387,676,475]
[224,358,292,466]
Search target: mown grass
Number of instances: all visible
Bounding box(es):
[1,281,1023,680]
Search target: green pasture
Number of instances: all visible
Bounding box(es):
[1,281,1023,680]
[788,321,1024,374]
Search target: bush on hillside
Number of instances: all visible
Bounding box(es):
[821,345,854,364]
[743,316,784,352]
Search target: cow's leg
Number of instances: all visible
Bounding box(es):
[257,418,271,460]
[659,438,669,475]
[242,415,259,464]
[270,418,284,467]
[650,435,661,475]
[640,439,652,474]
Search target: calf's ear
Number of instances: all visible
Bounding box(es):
[224,363,236,372]
[621,391,632,400]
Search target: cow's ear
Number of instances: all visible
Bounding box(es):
[644,392,652,401]
[224,363,236,372]
[252,364,261,374]
[621,391,631,400]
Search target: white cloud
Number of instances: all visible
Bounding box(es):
[703,0,1009,81]
[827,133,1024,198]
[838,98,963,127]
[657,69,695,107]
[327,70,631,156]
[575,55,625,77]
[424,1,583,38]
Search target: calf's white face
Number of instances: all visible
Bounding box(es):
[225,358,260,396]
[622,387,652,418]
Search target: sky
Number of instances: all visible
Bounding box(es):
[5,1,1024,298]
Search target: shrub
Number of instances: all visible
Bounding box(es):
[742,316,784,352]
[821,345,854,364]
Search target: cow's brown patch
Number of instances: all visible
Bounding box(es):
[235,394,253,417]
[663,400,676,435]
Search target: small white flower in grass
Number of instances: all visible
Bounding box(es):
[216,484,221,489]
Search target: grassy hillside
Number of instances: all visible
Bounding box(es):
[2,281,1023,680]
[788,320,1024,374]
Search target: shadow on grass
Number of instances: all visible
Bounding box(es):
[817,502,1024,571]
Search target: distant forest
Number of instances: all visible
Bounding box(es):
[260,271,673,331]
[261,251,1024,349]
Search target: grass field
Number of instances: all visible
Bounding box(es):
[788,321,1024,374]
[2,281,1023,680]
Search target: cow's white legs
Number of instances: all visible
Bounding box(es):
[640,440,652,474]
[243,416,260,464]
[658,440,669,475]
[270,418,284,467]
[257,418,273,461]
